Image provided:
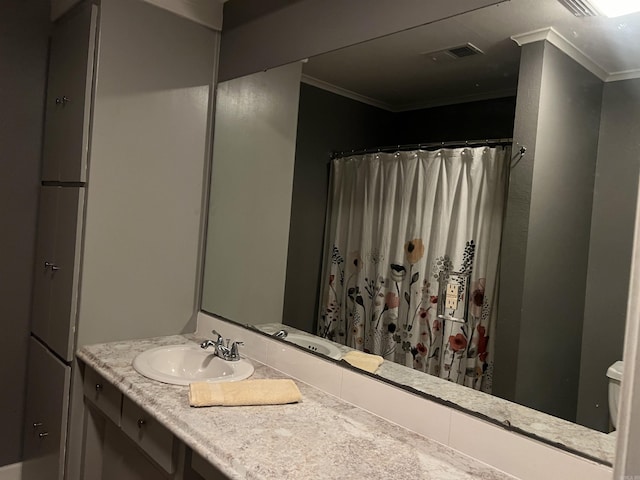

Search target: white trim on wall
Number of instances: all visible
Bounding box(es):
[511,27,640,82]
[608,69,640,83]
[511,27,608,81]
[301,75,393,111]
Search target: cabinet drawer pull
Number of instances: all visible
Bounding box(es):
[38,432,49,438]
[137,418,146,429]
[95,383,103,391]
[32,422,43,429]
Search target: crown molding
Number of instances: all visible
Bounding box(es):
[511,27,609,81]
[510,27,551,46]
[511,26,640,83]
[607,69,640,83]
[301,75,394,111]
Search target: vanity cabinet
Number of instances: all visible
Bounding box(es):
[82,366,208,480]
[41,2,97,183]
[22,337,71,480]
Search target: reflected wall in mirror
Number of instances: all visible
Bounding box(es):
[202,0,640,463]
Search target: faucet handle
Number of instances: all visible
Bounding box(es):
[230,341,244,359]
[273,329,288,339]
[211,330,224,344]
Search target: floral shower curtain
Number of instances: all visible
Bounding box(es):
[317,146,510,392]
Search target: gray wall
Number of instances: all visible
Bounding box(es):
[202,62,303,326]
[491,42,545,403]
[576,78,640,431]
[76,0,218,347]
[282,84,394,332]
[66,3,221,479]
[494,42,603,422]
[393,96,517,145]
[283,83,516,333]
[0,0,49,467]
[219,0,504,81]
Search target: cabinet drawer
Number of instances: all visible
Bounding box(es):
[121,396,176,474]
[83,367,122,427]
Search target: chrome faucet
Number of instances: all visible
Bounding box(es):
[200,330,244,361]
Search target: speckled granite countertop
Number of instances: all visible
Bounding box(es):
[78,335,516,480]
[255,323,615,465]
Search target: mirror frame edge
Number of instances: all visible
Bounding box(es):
[614,179,640,477]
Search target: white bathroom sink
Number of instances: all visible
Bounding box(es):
[133,344,254,386]
[283,333,343,360]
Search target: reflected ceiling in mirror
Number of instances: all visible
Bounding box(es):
[301,0,640,110]
[202,0,640,465]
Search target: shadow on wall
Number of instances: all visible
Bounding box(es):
[0,0,50,468]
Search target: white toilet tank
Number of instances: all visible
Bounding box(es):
[607,360,624,429]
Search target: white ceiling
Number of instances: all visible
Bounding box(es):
[301,0,640,111]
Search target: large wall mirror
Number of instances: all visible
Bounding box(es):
[202,0,640,465]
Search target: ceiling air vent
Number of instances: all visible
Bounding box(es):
[446,43,484,59]
[422,43,484,65]
[557,0,598,16]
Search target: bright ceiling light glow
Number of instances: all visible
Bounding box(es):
[588,0,640,17]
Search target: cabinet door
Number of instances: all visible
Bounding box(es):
[22,337,71,480]
[102,421,168,480]
[31,188,58,341]
[41,3,98,183]
[49,187,84,360]
[31,186,84,361]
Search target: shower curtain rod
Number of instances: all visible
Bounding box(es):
[330,137,514,160]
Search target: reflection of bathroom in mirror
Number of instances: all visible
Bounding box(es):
[202,0,640,458]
